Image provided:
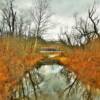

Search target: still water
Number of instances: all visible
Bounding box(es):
[12,64,100,100]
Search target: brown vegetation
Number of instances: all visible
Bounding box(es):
[0,37,44,100]
[54,38,100,93]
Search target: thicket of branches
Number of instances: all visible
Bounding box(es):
[0,0,99,48]
[0,0,52,52]
[0,0,51,39]
[59,2,100,47]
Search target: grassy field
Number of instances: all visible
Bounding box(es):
[0,36,100,100]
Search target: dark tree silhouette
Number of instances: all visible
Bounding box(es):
[1,0,17,36]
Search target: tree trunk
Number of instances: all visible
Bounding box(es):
[33,35,38,52]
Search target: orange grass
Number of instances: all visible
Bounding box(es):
[54,39,100,93]
[0,37,44,100]
[0,37,100,99]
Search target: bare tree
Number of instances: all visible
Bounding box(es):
[1,0,17,36]
[59,2,100,47]
[31,0,52,51]
[73,14,91,44]
[17,15,24,37]
[73,1,100,45]
[59,32,72,46]
[0,17,6,36]
[88,1,100,37]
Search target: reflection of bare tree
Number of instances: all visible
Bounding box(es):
[10,68,44,100]
[82,89,93,100]
[59,68,95,100]
[10,64,99,100]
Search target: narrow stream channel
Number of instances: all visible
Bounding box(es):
[11,62,100,100]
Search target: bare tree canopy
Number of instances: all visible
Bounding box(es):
[1,0,17,36]
[31,0,52,37]
[31,0,52,51]
[71,1,100,46]
[88,1,100,37]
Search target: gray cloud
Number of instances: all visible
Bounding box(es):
[0,0,100,16]
[50,0,100,16]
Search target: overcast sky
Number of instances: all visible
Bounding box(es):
[0,0,100,40]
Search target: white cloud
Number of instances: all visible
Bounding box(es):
[43,15,74,40]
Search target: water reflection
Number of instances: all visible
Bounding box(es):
[38,64,67,94]
[11,64,100,100]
